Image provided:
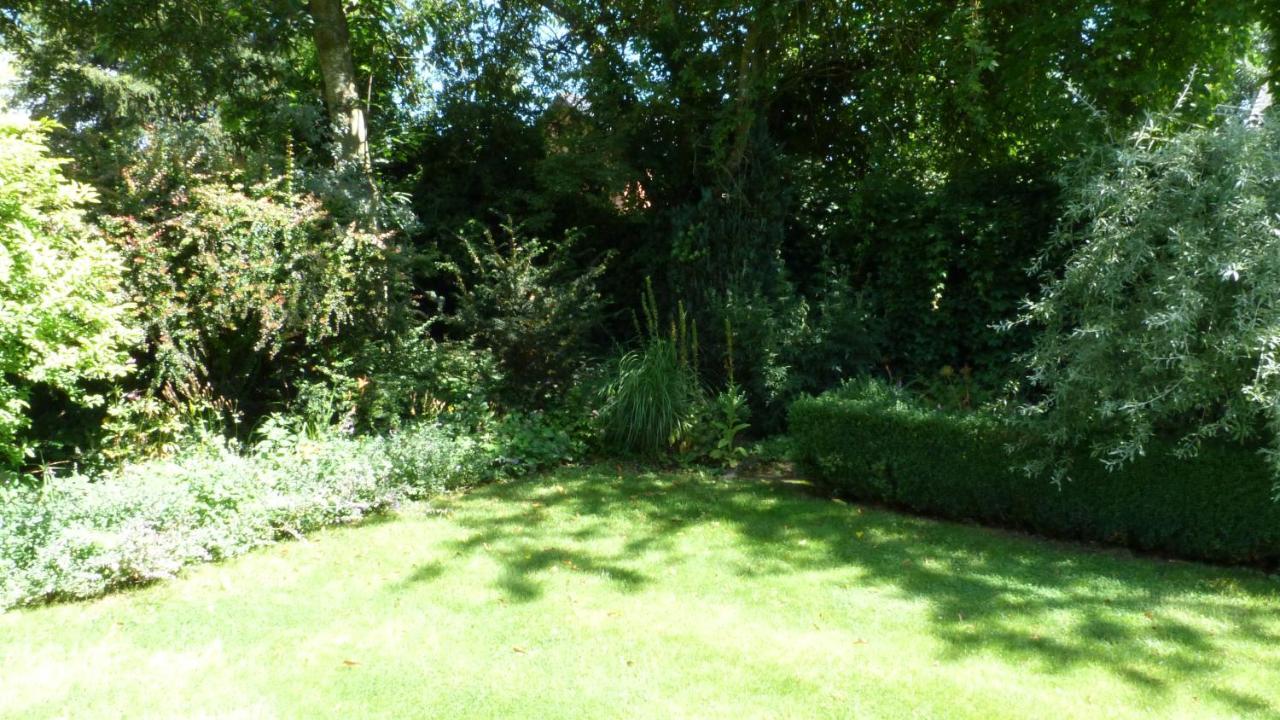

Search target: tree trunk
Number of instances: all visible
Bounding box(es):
[724,3,785,175]
[309,0,369,167]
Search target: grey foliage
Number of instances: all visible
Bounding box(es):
[1015,111,1280,482]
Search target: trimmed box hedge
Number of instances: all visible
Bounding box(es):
[789,384,1280,565]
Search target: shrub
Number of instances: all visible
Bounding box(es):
[0,116,139,470]
[667,135,806,432]
[0,422,496,610]
[602,338,698,456]
[706,288,807,432]
[103,181,406,420]
[600,281,702,456]
[348,332,501,432]
[383,424,494,496]
[790,380,1280,565]
[785,263,883,401]
[266,334,503,440]
[679,383,751,468]
[489,409,590,476]
[1012,113,1280,477]
[98,124,414,438]
[439,219,608,407]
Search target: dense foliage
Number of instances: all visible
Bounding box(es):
[600,281,751,464]
[790,382,1280,565]
[0,116,137,470]
[105,174,405,423]
[6,2,1270,437]
[392,0,1267,408]
[439,220,608,406]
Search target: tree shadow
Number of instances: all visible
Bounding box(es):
[399,467,1280,712]
[397,561,447,588]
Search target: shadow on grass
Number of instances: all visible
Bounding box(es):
[404,467,1280,712]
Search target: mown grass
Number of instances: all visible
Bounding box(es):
[2,467,1279,719]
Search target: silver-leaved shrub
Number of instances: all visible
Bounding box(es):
[1016,111,1280,481]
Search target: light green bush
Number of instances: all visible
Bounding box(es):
[0,116,139,468]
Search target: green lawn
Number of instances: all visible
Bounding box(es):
[3,468,1280,719]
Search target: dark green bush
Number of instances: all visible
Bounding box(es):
[790,381,1280,565]
[490,409,591,476]
[345,333,501,432]
[439,219,608,408]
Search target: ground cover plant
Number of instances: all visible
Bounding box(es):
[0,423,494,610]
[2,468,1279,719]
